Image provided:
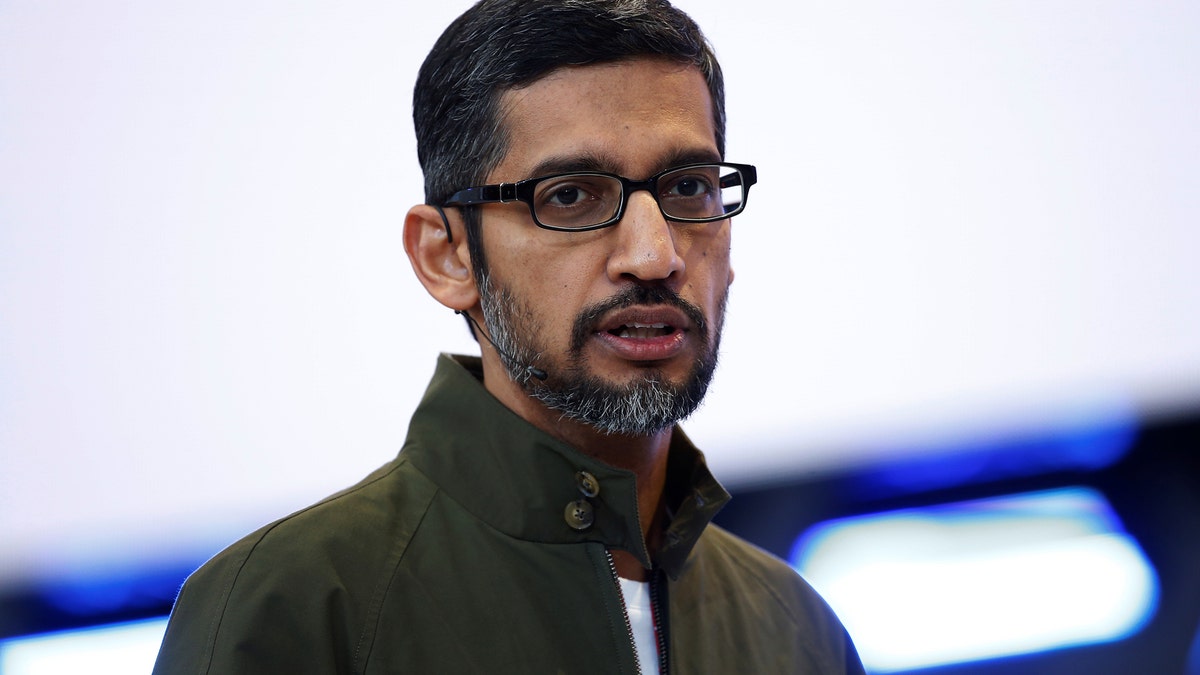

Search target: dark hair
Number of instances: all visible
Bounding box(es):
[413,0,726,279]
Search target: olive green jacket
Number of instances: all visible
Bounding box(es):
[153,354,863,674]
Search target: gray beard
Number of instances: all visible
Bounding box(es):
[477,271,724,436]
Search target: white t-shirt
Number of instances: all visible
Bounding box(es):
[617,577,660,675]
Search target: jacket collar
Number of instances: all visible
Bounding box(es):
[402,354,731,580]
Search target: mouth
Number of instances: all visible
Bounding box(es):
[569,286,710,364]
[592,306,691,362]
[607,322,676,340]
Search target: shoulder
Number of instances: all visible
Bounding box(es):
[670,524,866,674]
[679,524,864,672]
[154,456,439,674]
[689,524,826,618]
[211,455,436,577]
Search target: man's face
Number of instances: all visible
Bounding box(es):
[476,57,734,435]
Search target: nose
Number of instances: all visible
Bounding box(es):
[605,190,686,284]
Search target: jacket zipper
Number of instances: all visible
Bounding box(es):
[605,549,642,675]
[605,550,669,675]
[649,571,668,675]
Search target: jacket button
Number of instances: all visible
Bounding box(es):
[564,499,594,530]
[575,471,600,498]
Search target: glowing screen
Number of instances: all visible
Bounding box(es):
[792,488,1159,672]
[0,617,168,675]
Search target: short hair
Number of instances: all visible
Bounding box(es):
[413,0,726,277]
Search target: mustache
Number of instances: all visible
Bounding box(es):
[569,285,709,354]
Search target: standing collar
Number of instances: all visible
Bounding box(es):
[401,354,731,579]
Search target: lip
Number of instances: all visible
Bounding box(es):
[591,305,692,362]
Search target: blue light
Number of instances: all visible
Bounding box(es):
[1188,618,1200,675]
[0,617,168,675]
[792,487,1159,673]
[849,409,1137,499]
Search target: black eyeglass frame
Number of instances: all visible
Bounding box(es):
[440,162,758,232]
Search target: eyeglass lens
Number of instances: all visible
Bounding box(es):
[531,164,745,230]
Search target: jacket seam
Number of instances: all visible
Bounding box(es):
[192,458,411,674]
[708,531,842,672]
[351,470,439,674]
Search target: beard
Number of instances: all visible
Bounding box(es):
[477,271,726,436]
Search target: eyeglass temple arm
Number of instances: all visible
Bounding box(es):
[720,165,757,189]
[433,205,454,244]
[443,183,519,206]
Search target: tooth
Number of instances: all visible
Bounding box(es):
[611,322,673,339]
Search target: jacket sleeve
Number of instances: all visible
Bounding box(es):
[670,525,868,674]
[152,458,435,674]
[151,533,350,675]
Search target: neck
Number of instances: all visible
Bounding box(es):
[567,424,672,539]
[563,423,671,583]
[479,350,672,578]
[519,381,674,542]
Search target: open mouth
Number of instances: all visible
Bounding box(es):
[589,306,691,361]
[607,322,675,339]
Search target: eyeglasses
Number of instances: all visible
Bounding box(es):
[441,162,757,232]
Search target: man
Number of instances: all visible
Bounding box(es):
[153,1,864,673]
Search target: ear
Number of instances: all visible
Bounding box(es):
[403,204,480,311]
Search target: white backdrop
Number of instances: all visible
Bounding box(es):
[2,1,1198,589]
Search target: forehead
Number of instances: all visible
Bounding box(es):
[493,57,718,179]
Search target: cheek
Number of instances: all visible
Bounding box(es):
[503,253,598,326]
[536,256,596,297]
[685,227,733,297]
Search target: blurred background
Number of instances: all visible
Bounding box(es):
[1,1,1197,672]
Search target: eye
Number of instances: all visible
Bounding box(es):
[670,176,712,198]
[658,166,725,220]
[531,175,621,229]
[662,168,719,201]
[545,185,590,207]
[534,175,618,211]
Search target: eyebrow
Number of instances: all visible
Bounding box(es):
[524,147,723,181]
[527,153,615,178]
